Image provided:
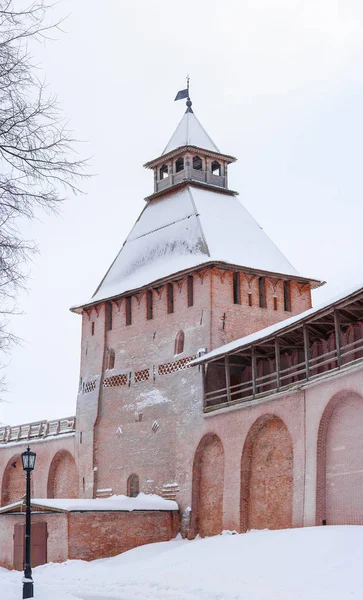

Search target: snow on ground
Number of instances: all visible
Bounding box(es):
[1,526,363,599]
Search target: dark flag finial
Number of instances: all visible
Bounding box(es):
[174,75,193,113]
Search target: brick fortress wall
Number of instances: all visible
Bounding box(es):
[76,266,312,516]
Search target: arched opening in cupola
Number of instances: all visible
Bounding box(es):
[159,164,169,180]
[211,161,221,176]
[193,156,202,170]
[175,157,184,173]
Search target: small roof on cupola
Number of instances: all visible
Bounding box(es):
[162,108,220,155]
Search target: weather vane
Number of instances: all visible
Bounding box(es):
[174,75,193,112]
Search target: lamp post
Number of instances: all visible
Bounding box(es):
[21,446,36,599]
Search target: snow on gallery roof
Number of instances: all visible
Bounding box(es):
[162,109,220,155]
[0,493,178,514]
[191,280,363,365]
[73,186,317,310]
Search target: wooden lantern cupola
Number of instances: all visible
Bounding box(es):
[144,97,237,199]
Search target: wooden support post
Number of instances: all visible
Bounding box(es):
[225,355,231,403]
[303,324,310,380]
[201,363,207,409]
[275,337,281,390]
[251,346,257,397]
[334,310,342,368]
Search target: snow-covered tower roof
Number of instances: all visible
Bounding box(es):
[71,97,321,312]
[162,106,220,155]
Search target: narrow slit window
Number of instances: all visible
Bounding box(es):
[175,157,184,173]
[259,277,266,308]
[167,283,174,314]
[127,474,139,498]
[248,292,252,307]
[146,290,153,320]
[193,155,202,170]
[107,348,115,370]
[273,297,278,311]
[233,272,241,304]
[126,297,132,326]
[91,321,95,336]
[187,275,194,307]
[106,302,112,331]
[284,281,291,312]
[174,330,185,355]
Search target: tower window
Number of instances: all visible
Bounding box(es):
[193,155,202,170]
[106,302,112,331]
[146,290,153,320]
[174,330,185,355]
[167,283,174,314]
[259,277,266,308]
[187,275,194,307]
[175,157,184,173]
[107,348,115,370]
[284,281,291,312]
[248,292,252,307]
[127,474,139,498]
[125,297,132,326]
[211,161,221,176]
[233,272,241,304]
[273,297,278,311]
[159,164,168,180]
[91,321,95,336]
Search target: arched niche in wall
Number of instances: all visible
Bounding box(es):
[1,454,28,506]
[47,450,78,499]
[316,390,363,526]
[240,414,293,532]
[174,331,185,355]
[127,473,139,498]
[190,433,224,538]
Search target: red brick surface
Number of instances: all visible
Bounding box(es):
[3,254,363,551]
[0,512,68,569]
[47,450,78,498]
[316,390,363,525]
[0,509,178,568]
[68,510,179,561]
[0,435,76,506]
[240,416,293,531]
[190,433,224,538]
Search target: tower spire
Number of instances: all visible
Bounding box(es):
[186,74,193,113]
[174,76,193,113]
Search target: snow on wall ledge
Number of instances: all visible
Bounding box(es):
[0,493,178,513]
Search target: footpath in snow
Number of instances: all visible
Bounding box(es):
[1,526,363,599]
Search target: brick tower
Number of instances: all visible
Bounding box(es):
[71,95,318,525]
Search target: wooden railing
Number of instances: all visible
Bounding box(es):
[0,416,76,444]
[155,167,227,192]
[204,334,363,411]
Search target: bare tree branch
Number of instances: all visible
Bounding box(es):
[0,0,87,391]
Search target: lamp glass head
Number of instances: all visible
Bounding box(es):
[21,447,36,471]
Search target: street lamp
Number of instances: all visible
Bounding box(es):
[21,446,36,599]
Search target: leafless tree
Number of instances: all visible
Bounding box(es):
[0,1,86,389]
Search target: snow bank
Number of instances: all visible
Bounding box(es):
[1,526,363,599]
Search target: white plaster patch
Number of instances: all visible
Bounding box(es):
[124,389,171,412]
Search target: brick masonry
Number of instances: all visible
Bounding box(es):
[2,253,363,565]
[0,509,179,569]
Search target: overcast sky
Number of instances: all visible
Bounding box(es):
[1,0,363,425]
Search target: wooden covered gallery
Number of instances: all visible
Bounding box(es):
[195,285,363,411]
